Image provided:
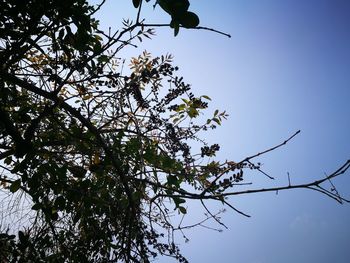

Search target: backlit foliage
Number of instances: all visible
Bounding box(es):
[0,0,349,262]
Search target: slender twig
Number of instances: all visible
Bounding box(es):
[287,172,291,186]
[243,130,301,162]
[140,23,231,38]
[247,160,274,180]
[222,200,251,218]
[136,0,143,23]
[90,0,106,16]
[200,131,300,196]
[195,26,231,38]
[200,200,228,229]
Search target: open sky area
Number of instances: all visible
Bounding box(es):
[92,1,350,262]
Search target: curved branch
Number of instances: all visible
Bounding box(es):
[140,23,231,38]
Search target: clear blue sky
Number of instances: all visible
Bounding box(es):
[94,1,350,262]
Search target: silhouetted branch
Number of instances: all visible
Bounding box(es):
[140,23,231,38]
[242,130,301,162]
[216,160,350,203]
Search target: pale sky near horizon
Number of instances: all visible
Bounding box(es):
[92,1,350,262]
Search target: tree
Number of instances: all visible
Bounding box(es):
[0,0,349,262]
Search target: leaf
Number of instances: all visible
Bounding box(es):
[157,0,172,14]
[201,95,211,101]
[93,152,100,165]
[10,179,21,193]
[172,196,186,208]
[51,210,59,221]
[179,11,200,28]
[132,191,143,202]
[94,34,103,41]
[132,0,141,8]
[4,156,12,165]
[73,212,81,224]
[176,104,186,112]
[178,206,187,214]
[212,117,221,125]
[144,145,158,164]
[55,196,66,209]
[171,0,190,15]
[158,0,189,16]
[18,231,27,243]
[32,203,42,210]
[68,165,87,178]
[167,175,178,186]
[97,55,109,63]
[188,107,198,118]
[82,94,92,100]
[58,28,65,40]
[174,26,179,36]
[171,20,180,36]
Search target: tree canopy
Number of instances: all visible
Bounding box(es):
[0,0,349,262]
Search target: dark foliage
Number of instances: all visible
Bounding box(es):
[0,1,348,262]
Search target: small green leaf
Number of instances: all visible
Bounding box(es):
[188,108,198,118]
[10,179,21,193]
[176,104,186,112]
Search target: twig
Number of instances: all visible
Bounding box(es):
[242,130,301,162]
[287,172,291,186]
[201,131,299,196]
[194,26,231,38]
[140,23,231,38]
[222,200,251,218]
[216,160,350,203]
[90,0,106,16]
[136,0,143,23]
[200,200,228,229]
[247,160,274,180]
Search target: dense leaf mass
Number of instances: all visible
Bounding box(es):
[0,1,233,262]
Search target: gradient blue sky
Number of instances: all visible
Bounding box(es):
[93,1,350,262]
